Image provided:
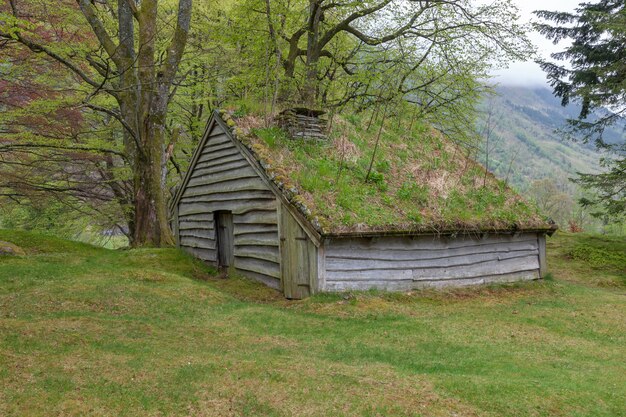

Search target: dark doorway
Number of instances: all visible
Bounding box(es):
[215,211,234,269]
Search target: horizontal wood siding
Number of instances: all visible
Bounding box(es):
[323,233,541,291]
[177,124,280,286]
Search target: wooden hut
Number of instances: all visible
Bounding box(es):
[171,111,556,299]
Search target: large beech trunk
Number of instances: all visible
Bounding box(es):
[112,0,191,246]
[132,167,172,246]
[130,83,175,247]
[131,124,173,246]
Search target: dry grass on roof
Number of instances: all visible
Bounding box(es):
[227,111,550,235]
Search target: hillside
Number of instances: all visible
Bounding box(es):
[478,86,610,194]
[1,229,625,416]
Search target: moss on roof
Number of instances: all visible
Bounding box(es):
[219,110,554,236]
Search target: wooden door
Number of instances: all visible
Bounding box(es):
[215,211,234,268]
[280,206,316,299]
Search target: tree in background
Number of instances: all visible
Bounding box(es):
[1,0,194,246]
[0,6,130,238]
[527,179,574,227]
[535,0,626,220]
[239,0,532,110]
[1,0,535,244]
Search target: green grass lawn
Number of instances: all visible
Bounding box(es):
[0,230,624,417]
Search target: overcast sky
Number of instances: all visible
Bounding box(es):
[491,0,581,87]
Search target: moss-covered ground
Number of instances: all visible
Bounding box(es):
[0,229,624,416]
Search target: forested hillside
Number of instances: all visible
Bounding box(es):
[478,86,624,231]
[480,86,596,191]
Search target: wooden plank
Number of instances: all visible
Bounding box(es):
[325,270,539,292]
[205,132,231,146]
[173,202,180,248]
[235,256,281,279]
[234,232,280,247]
[180,194,275,206]
[277,204,285,293]
[190,159,251,178]
[179,228,215,240]
[180,221,213,232]
[181,190,275,205]
[181,177,270,198]
[179,220,214,230]
[180,236,216,250]
[413,270,540,288]
[194,154,246,171]
[234,223,279,236]
[326,241,539,261]
[538,234,547,278]
[325,279,414,292]
[412,255,540,281]
[196,147,240,164]
[186,166,258,188]
[326,269,413,282]
[235,269,281,290]
[179,231,214,240]
[235,244,280,264]
[325,254,539,281]
[317,242,326,293]
[201,140,234,154]
[280,204,294,298]
[307,237,318,295]
[178,213,213,222]
[326,234,538,252]
[234,210,278,225]
[179,199,276,217]
[182,246,217,263]
[326,249,539,272]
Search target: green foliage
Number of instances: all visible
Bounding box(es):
[366,171,385,186]
[1,0,538,241]
[535,1,626,219]
[549,232,626,287]
[477,86,624,234]
[569,245,626,271]
[397,182,429,205]
[375,160,391,174]
[254,127,288,149]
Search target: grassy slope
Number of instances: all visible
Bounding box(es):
[233,112,546,234]
[0,230,625,417]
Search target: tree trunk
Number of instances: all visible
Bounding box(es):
[303,1,322,107]
[132,128,173,247]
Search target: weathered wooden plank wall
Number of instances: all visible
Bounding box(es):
[323,233,541,291]
[177,123,281,288]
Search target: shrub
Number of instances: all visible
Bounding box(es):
[569,245,626,270]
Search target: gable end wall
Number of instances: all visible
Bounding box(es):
[177,121,281,289]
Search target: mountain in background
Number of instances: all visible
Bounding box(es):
[478,85,619,193]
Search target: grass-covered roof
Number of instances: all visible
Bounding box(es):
[218,110,554,236]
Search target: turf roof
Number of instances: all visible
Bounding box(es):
[217,110,555,236]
